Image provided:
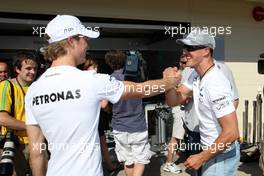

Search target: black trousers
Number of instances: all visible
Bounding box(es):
[184,130,202,176]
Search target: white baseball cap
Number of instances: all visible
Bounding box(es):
[176,29,215,49]
[45,15,100,44]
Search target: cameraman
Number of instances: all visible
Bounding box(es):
[0,52,38,176]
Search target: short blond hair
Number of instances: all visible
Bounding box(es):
[43,35,81,62]
[43,39,68,62]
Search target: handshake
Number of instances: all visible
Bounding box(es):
[122,66,182,98]
[162,67,182,88]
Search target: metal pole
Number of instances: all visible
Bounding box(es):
[154,109,159,146]
[263,123,264,142]
[248,123,252,143]
[161,118,166,144]
[243,111,245,142]
[158,112,162,144]
[245,100,249,142]
[257,93,262,142]
[253,101,257,145]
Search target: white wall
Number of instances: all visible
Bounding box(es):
[226,62,264,141]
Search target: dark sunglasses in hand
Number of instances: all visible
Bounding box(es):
[183,45,207,52]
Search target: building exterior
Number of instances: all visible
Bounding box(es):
[0,0,263,140]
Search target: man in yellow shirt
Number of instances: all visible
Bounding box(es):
[0,51,38,176]
[0,61,8,81]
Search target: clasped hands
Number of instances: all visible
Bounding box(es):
[163,67,182,88]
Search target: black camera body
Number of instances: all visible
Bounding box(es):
[124,51,147,82]
[0,132,15,176]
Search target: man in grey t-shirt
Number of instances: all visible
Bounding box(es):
[105,50,152,176]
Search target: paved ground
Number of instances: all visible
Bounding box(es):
[104,138,263,176]
[106,155,263,176]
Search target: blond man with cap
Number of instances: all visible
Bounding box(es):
[25,15,182,176]
[163,29,240,176]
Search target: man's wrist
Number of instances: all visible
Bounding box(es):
[199,150,213,163]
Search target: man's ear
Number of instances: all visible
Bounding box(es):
[15,66,20,75]
[203,47,211,57]
[67,37,76,48]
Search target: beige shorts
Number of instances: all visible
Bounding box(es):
[113,130,153,166]
[171,106,185,140]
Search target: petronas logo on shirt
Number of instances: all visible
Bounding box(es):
[32,89,81,106]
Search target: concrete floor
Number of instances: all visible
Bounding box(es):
[109,156,263,176]
[104,139,263,176]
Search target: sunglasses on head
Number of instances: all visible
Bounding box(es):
[183,45,207,52]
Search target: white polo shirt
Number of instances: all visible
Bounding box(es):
[184,66,235,146]
[183,61,238,132]
[215,61,239,100]
[25,66,124,176]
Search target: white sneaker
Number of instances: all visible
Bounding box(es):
[162,162,182,174]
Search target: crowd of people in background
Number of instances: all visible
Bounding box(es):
[0,52,38,175]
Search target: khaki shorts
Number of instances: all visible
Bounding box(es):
[113,130,153,166]
[171,106,185,140]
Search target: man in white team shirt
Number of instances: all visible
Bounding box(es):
[183,59,239,147]
[182,58,239,176]
[163,29,240,176]
[25,15,181,176]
